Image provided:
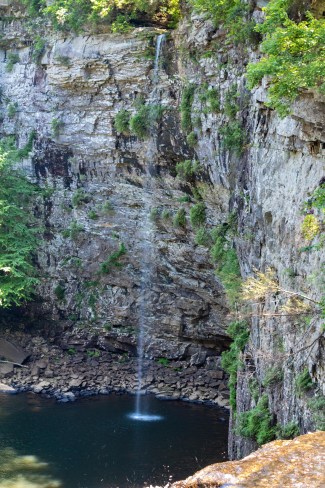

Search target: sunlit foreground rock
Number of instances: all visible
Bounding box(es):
[171,432,325,487]
[0,448,61,488]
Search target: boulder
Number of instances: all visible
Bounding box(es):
[171,431,325,487]
[0,383,16,394]
[0,339,30,364]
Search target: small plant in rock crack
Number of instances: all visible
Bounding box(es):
[6,53,20,72]
[175,159,201,181]
[149,207,160,222]
[195,227,211,246]
[51,117,64,138]
[295,368,314,396]
[72,189,90,207]
[114,109,131,135]
[173,208,186,228]
[88,209,99,220]
[62,221,84,240]
[157,357,170,366]
[99,243,127,274]
[7,103,18,118]
[190,202,206,228]
[87,349,100,358]
[54,283,65,301]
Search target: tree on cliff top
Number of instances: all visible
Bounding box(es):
[21,0,181,31]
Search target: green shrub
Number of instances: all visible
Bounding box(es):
[190,202,206,228]
[305,184,325,211]
[88,210,98,220]
[308,395,325,430]
[62,221,84,239]
[0,138,39,308]
[236,394,276,446]
[51,118,63,138]
[175,160,200,180]
[111,14,132,33]
[246,0,325,116]
[199,85,220,113]
[100,243,126,274]
[248,377,259,403]
[173,208,186,228]
[31,36,46,63]
[129,104,163,138]
[276,421,300,440]
[72,189,90,207]
[177,195,191,203]
[224,84,240,119]
[295,367,314,396]
[301,214,320,240]
[23,0,181,32]
[180,84,196,132]
[186,131,198,147]
[114,109,131,135]
[149,207,159,222]
[263,366,284,387]
[195,227,211,246]
[87,349,100,358]
[191,0,255,44]
[219,121,245,156]
[221,320,249,409]
[6,53,20,73]
[161,209,171,220]
[7,103,17,119]
[100,200,114,214]
[210,221,241,307]
[157,357,170,366]
[16,131,36,159]
[54,284,65,301]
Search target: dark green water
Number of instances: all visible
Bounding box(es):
[0,393,228,487]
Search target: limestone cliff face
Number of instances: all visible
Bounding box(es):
[0,3,324,458]
[0,4,230,363]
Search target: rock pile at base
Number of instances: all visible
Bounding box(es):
[0,331,229,407]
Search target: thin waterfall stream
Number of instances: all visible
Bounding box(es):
[129,34,166,422]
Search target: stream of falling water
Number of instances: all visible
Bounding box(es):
[129,34,166,422]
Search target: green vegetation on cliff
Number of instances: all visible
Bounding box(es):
[0,137,39,308]
[221,320,249,410]
[247,0,325,116]
[21,0,180,31]
[190,0,256,44]
[190,0,325,116]
[236,394,276,445]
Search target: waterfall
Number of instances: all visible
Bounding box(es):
[129,34,166,422]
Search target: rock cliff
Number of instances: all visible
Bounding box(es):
[0,1,324,459]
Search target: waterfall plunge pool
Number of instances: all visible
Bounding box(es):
[0,392,229,487]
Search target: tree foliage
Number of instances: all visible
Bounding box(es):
[21,0,180,31]
[0,138,39,308]
[190,0,256,44]
[246,0,325,116]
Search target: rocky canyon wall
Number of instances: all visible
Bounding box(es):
[0,1,324,459]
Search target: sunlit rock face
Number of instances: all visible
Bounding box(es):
[171,431,325,487]
[0,3,230,363]
[0,448,61,487]
[0,1,324,457]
